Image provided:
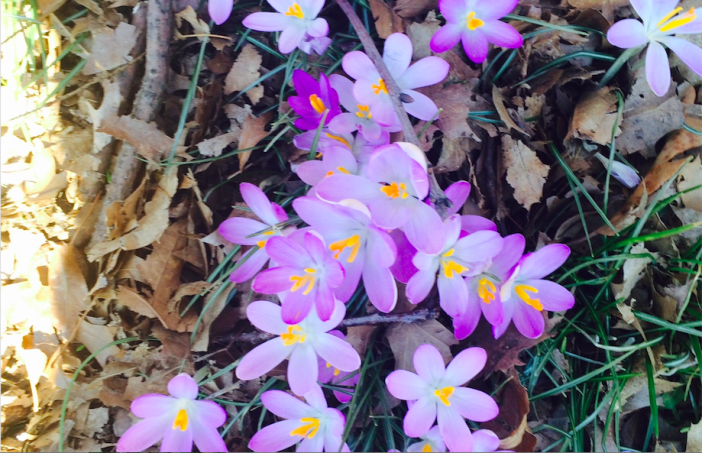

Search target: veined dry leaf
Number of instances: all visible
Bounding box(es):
[175,6,210,39]
[238,111,273,169]
[493,86,527,135]
[566,88,622,145]
[116,286,167,325]
[678,156,702,212]
[98,115,175,162]
[48,244,90,338]
[224,44,263,104]
[617,97,684,156]
[197,131,239,158]
[688,419,702,452]
[79,80,122,153]
[385,319,458,372]
[345,325,377,357]
[502,137,550,211]
[76,320,120,366]
[612,243,657,301]
[83,22,137,75]
[368,0,404,38]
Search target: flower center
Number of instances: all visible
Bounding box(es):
[256,230,275,249]
[172,409,188,431]
[325,166,351,177]
[466,11,484,30]
[515,284,542,311]
[290,417,320,438]
[284,3,304,19]
[657,7,696,32]
[422,444,432,453]
[329,235,361,262]
[478,277,497,304]
[355,104,372,119]
[372,78,388,95]
[434,386,454,406]
[441,248,469,278]
[281,325,306,346]
[290,268,316,295]
[381,182,409,199]
[325,132,351,148]
[309,94,326,114]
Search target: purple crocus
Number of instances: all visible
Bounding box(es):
[249,385,349,452]
[289,70,341,131]
[116,374,226,453]
[405,426,446,452]
[328,74,402,141]
[293,196,398,312]
[235,300,361,396]
[607,0,701,96]
[343,33,449,126]
[253,231,345,323]
[406,215,504,319]
[209,0,233,25]
[429,181,498,233]
[296,146,359,188]
[430,0,523,64]
[316,143,445,254]
[317,330,360,403]
[219,183,293,283]
[493,244,575,339]
[242,0,329,54]
[386,345,499,452]
[294,129,390,175]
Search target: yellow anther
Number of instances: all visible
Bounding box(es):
[478,278,497,304]
[443,248,455,258]
[290,417,320,438]
[434,386,454,406]
[372,78,388,95]
[329,235,361,263]
[284,3,304,19]
[659,7,696,32]
[333,368,341,376]
[309,94,326,114]
[355,104,372,118]
[256,231,275,249]
[466,11,484,30]
[281,325,306,346]
[324,133,351,148]
[172,409,188,431]
[515,284,542,311]
[380,182,409,199]
[422,444,433,453]
[290,269,316,295]
[442,260,469,278]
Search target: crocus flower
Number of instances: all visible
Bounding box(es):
[493,244,575,339]
[219,183,292,283]
[243,0,329,54]
[300,34,332,55]
[296,146,359,188]
[386,345,499,452]
[253,231,345,323]
[328,74,402,141]
[249,385,349,452]
[343,33,449,126]
[594,153,641,189]
[209,0,232,25]
[317,330,360,403]
[294,129,390,175]
[289,70,341,131]
[607,0,702,96]
[236,300,361,396]
[293,196,398,312]
[406,215,504,319]
[317,143,445,254]
[430,0,523,63]
[117,374,226,453]
[406,426,446,452]
[429,181,498,233]
[454,234,525,340]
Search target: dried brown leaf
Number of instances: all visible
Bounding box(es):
[238,111,274,168]
[502,137,550,211]
[97,115,175,162]
[345,325,377,357]
[48,244,90,337]
[116,286,167,325]
[566,88,622,145]
[493,86,527,135]
[385,319,458,372]
[617,97,685,155]
[688,419,702,452]
[368,0,404,38]
[83,22,137,75]
[175,6,210,39]
[76,320,120,366]
[191,283,230,351]
[197,131,239,158]
[679,156,702,212]
[568,0,628,8]
[393,0,436,18]
[224,44,263,104]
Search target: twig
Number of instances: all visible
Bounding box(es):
[334,0,448,215]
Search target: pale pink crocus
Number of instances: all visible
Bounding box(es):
[607,0,702,96]
[249,385,349,452]
[317,331,360,403]
[386,345,499,452]
[294,128,390,175]
[236,300,360,396]
[296,146,359,188]
[117,374,226,453]
[209,0,233,25]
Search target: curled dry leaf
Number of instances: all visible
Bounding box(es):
[678,156,702,212]
[224,44,263,104]
[385,319,457,372]
[175,6,210,39]
[393,0,436,19]
[368,0,404,39]
[238,111,274,169]
[502,136,550,211]
[493,86,527,136]
[611,243,657,301]
[83,22,138,75]
[191,283,231,351]
[566,88,622,146]
[97,115,175,162]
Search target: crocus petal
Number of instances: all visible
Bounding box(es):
[492,297,514,339]
[329,113,360,135]
[652,0,682,22]
[404,396,437,438]
[168,373,198,399]
[191,422,227,453]
[659,36,702,76]
[461,30,489,63]
[313,332,361,372]
[116,417,170,453]
[460,215,497,234]
[402,89,441,122]
[367,144,429,197]
[450,387,499,422]
[315,299,347,332]
[219,217,270,246]
[367,95,398,127]
[280,289,315,324]
[452,309,480,341]
[313,283,336,321]
[243,12,290,32]
[209,0,232,25]
[297,435,325,452]
[335,255,364,302]
[367,228,397,268]
[437,274,468,318]
[437,0,467,20]
[472,430,500,452]
[236,337,291,380]
[301,0,325,17]
[368,197,413,229]
[403,202,445,254]
[629,0,653,23]
[398,57,449,89]
[444,181,471,216]
[279,24,307,54]
[480,20,523,48]
[130,394,175,418]
[475,0,519,19]
[253,266,297,294]
[413,344,446,385]
[666,10,702,34]
[288,343,319,395]
[518,243,570,280]
[522,279,575,312]
[430,24,463,53]
[645,40,671,97]
[442,347,486,387]
[477,284,504,326]
[437,404,473,452]
[389,230,419,284]
[406,268,437,304]
[359,119,383,141]
[261,390,315,419]
[342,51,379,82]
[248,420,302,452]
[246,301,290,335]
[229,248,270,283]
[268,0,293,14]
[490,234,525,277]
[304,384,328,410]
[316,174,380,204]
[512,303,545,339]
[386,370,431,400]
[192,400,227,428]
[453,230,503,260]
[362,263,398,313]
[383,33,413,78]
[606,19,649,49]
[329,74,358,111]
[307,18,329,38]
[161,423,194,453]
[241,182,286,226]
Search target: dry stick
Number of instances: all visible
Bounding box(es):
[334,0,448,214]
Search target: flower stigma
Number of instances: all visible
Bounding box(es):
[434,386,454,406]
[372,78,388,95]
[355,104,372,118]
[172,409,188,431]
[309,94,326,114]
[325,167,351,177]
[290,268,316,295]
[256,230,275,249]
[324,133,351,148]
[284,3,304,19]
[381,182,409,199]
[441,249,469,278]
[290,417,320,438]
[515,284,542,311]
[657,7,696,32]
[329,235,361,262]
[466,11,484,30]
[478,278,497,304]
[281,325,306,346]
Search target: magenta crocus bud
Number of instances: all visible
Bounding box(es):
[406,215,504,320]
[208,0,233,25]
[607,1,702,96]
[316,143,445,254]
[293,196,398,312]
[342,33,449,126]
[493,244,575,339]
[249,385,350,452]
[289,70,342,131]
[317,331,360,403]
[430,0,523,63]
[236,300,361,396]
[116,374,227,453]
[219,183,294,283]
[385,345,499,452]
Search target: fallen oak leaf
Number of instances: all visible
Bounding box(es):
[224,44,263,104]
[502,136,550,211]
[98,115,176,162]
[83,22,137,75]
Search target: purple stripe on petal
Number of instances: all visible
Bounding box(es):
[236,337,290,380]
[645,40,671,97]
[116,417,170,453]
[450,387,499,422]
[413,344,446,384]
[160,422,194,453]
[480,20,523,49]
[430,23,463,53]
[606,19,648,49]
[386,370,430,400]
[248,420,301,452]
[442,347,486,387]
[436,404,473,452]
[403,395,437,437]
[261,389,315,420]
[130,394,175,418]
[168,373,198,400]
[288,343,318,396]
